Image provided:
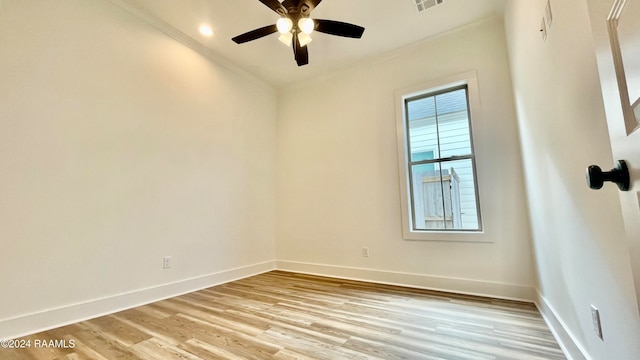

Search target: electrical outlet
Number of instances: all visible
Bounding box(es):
[163,256,171,269]
[362,247,369,257]
[591,305,603,340]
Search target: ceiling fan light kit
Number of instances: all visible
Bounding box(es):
[278,32,294,46]
[232,0,365,66]
[298,18,315,34]
[277,17,293,33]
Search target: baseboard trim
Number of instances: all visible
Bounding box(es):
[0,260,275,340]
[275,260,536,302]
[535,292,591,360]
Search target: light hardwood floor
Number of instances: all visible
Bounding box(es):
[2,271,565,359]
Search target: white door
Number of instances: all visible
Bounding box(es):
[588,0,640,311]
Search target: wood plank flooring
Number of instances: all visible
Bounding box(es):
[2,271,565,359]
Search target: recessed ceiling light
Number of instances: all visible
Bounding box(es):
[199,25,214,37]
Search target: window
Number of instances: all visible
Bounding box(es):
[396,73,483,239]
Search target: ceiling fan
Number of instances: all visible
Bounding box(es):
[232,0,365,66]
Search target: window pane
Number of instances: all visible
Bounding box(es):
[434,89,472,158]
[411,162,445,230]
[442,159,480,230]
[406,88,471,161]
[413,151,434,162]
[407,96,440,161]
[410,159,480,231]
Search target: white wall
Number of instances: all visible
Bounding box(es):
[0,0,277,338]
[7,3,637,358]
[276,17,536,300]
[504,0,640,358]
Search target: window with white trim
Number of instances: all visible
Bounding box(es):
[396,77,482,237]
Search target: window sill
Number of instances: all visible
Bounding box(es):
[402,229,493,243]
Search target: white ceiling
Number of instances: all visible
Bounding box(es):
[116,0,506,88]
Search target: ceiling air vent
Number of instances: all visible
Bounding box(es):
[413,0,444,13]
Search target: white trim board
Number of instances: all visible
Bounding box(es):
[5,258,584,360]
[0,261,275,341]
[535,292,591,360]
[276,260,537,302]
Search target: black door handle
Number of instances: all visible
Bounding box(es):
[586,160,630,191]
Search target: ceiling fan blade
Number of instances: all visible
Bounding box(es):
[315,19,365,38]
[258,0,288,15]
[232,24,278,44]
[299,0,322,15]
[302,0,322,10]
[293,32,309,66]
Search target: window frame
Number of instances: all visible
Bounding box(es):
[395,71,487,242]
